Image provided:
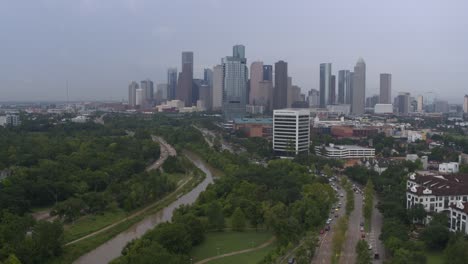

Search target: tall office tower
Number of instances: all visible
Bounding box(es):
[177,51,194,106]
[232,45,246,62]
[258,80,273,111]
[396,92,410,114]
[351,58,366,115]
[330,75,336,104]
[135,88,145,106]
[263,65,273,81]
[141,79,154,104]
[192,79,204,105]
[366,95,380,108]
[319,63,332,107]
[156,83,168,102]
[379,73,392,104]
[434,100,449,113]
[291,85,301,104]
[464,95,468,113]
[347,72,354,104]
[417,95,424,112]
[308,89,320,107]
[204,68,213,86]
[167,68,178,100]
[249,61,264,105]
[287,77,293,107]
[337,70,350,104]
[197,82,211,110]
[273,109,310,156]
[273,60,288,110]
[128,81,139,107]
[222,45,248,120]
[212,65,223,110]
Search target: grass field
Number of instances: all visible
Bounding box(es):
[426,251,444,264]
[190,230,273,262]
[204,241,277,264]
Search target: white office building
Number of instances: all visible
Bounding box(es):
[273,109,310,156]
[449,201,468,234]
[315,144,375,159]
[439,162,459,174]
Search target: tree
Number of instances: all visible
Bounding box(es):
[407,204,427,224]
[206,201,225,231]
[146,223,192,254]
[323,164,333,178]
[444,235,468,264]
[420,223,449,250]
[231,207,246,231]
[173,213,205,246]
[355,240,371,264]
[32,220,64,260]
[3,254,21,264]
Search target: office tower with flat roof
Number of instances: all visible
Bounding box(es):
[212,65,223,110]
[263,65,273,81]
[396,92,410,114]
[135,88,145,106]
[141,79,154,104]
[177,51,194,106]
[330,75,336,104]
[319,63,332,107]
[308,89,320,107]
[380,73,392,104]
[128,81,138,107]
[417,95,424,112]
[249,61,264,105]
[464,95,468,113]
[167,68,177,100]
[156,83,168,102]
[222,45,248,120]
[351,58,366,115]
[273,60,288,110]
[434,99,449,113]
[338,70,351,104]
[273,109,310,156]
[287,76,293,107]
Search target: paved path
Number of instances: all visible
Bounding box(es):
[146,136,177,172]
[311,189,346,264]
[194,237,276,264]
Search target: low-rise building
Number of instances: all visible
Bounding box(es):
[439,162,459,174]
[233,118,272,139]
[406,172,468,215]
[449,201,468,234]
[315,144,375,159]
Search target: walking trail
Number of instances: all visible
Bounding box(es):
[194,237,276,264]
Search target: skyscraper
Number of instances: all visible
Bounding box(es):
[135,88,145,106]
[176,51,194,106]
[273,60,288,110]
[319,63,332,108]
[249,61,264,105]
[156,83,168,102]
[338,70,351,104]
[417,95,424,112]
[233,45,246,63]
[222,45,248,120]
[351,58,366,115]
[287,76,293,107]
[167,68,177,100]
[212,65,223,110]
[396,92,410,114]
[464,95,468,113]
[308,89,320,107]
[141,79,154,104]
[379,73,392,104]
[330,75,336,105]
[347,72,354,104]
[128,81,138,107]
[263,65,273,81]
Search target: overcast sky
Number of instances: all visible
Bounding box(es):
[1,0,467,103]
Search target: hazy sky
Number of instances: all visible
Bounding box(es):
[1,0,467,103]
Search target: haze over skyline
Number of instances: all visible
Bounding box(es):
[1,0,467,103]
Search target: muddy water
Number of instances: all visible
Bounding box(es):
[74,151,215,264]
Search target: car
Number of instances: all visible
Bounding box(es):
[325,225,331,231]
[360,222,364,227]
[361,233,366,239]
[288,257,296,264]
[335,214,339,218]
[335,208,339,211]
[326,220,331,225]
[320,229,324,234]
[340,193,344,197]
[368,244,372,250]
[360,226,364,232]
[374,253,380,259]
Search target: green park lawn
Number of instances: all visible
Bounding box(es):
[190,230,273,262]
[205,241,277,264]
[426,251,444,264]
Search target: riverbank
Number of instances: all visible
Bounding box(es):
[47,168,205,264]
[70,151,216,264]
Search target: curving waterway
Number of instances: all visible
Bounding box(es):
[74,151,215,264]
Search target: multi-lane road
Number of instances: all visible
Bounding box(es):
[146,135,177,171]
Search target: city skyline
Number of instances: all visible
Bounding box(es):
[1,0,467,103]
